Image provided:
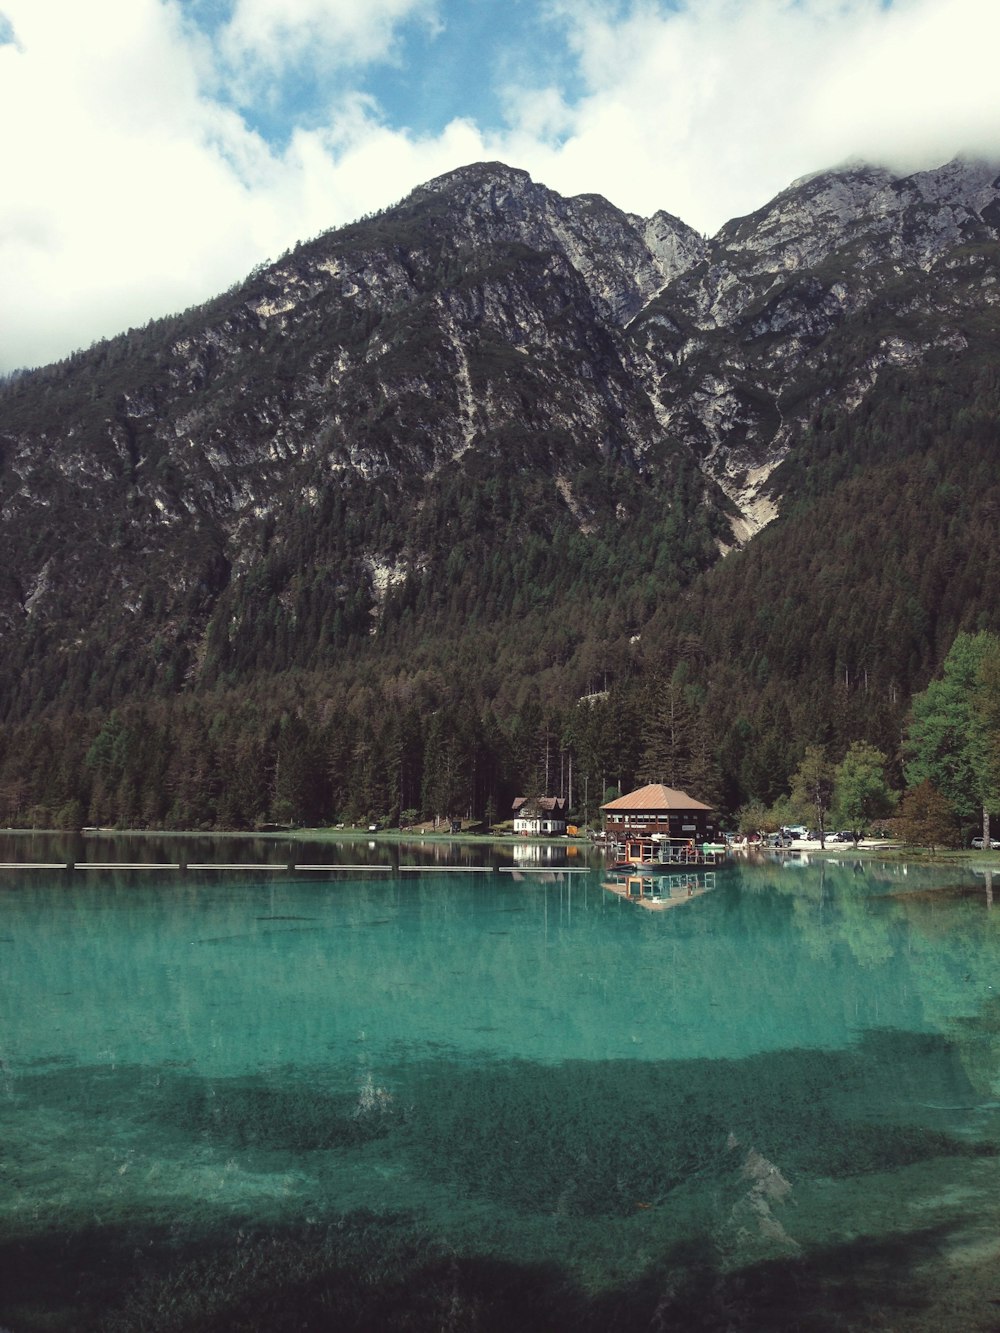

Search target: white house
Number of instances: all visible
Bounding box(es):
[512,796,568,836]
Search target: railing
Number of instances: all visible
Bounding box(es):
[605,837,726,867]
[657,845,725,865]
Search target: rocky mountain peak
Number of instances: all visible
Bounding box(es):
[1,154,999,721]
[716,156,1000,274]
[717,164,895,269]
[622,155,1000,533]
[402,160,705,326]
[411,159,536,199]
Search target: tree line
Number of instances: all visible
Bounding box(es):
[0,630,994,845]
[738,631,1000,850]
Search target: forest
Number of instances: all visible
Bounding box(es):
[2,353,1000,838]
[2,164,999,837]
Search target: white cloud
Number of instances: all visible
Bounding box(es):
[219,0,439,84]
[1,2,255,367]
[283,109,490,213]
[0,0,471,372]
[501,0,1000,227]
[1,0,999,374]
[804,0,1000,168]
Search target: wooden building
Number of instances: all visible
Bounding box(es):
[600,783,717,845]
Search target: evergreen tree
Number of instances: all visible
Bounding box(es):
[905,632,1000,845]
[273,711,327,825]
[636,672,693,789]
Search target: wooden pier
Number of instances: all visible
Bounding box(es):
[0,860,592,876]
[605,836,727,868]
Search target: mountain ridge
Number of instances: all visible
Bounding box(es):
[1,153,999,826]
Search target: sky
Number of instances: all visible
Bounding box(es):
[2,0,999,374]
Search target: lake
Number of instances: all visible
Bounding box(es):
[1,835,998,1330]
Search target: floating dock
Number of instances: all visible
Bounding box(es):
[604,836,727,868]
[0,861,589,876]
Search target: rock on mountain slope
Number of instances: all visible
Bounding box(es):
[629,157,1000,539]
[0,155,998,717]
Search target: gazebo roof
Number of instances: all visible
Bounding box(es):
[600,783,713,812]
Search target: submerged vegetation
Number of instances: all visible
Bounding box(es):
[4,850,1000,1331]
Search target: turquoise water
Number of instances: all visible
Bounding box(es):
[1,843,999,1330]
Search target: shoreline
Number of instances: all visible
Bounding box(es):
[4,826,997,868]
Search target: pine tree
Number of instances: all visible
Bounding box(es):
[905,632,1000,844]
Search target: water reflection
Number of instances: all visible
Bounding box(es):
[603,868,718,909]
[0,829,598,874]
[1,845,998,1331]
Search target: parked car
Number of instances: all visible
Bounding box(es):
[971,837,1000,849]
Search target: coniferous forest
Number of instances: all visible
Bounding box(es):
[2,159,1000,833]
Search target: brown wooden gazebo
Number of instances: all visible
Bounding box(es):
[601,783,717,844]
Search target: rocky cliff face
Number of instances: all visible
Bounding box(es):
[0,155,998,716]
[629,158,1000,538]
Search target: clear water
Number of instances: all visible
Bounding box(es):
[1,840,999,1330]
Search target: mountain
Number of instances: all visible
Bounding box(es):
[1,156,999,827]
[632,158,1000,532]
[0,162,725,717]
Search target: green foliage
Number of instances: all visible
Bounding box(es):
[789,745,835,840]
[905,631,1000,835]
[736,800,777,836]
[833,742,896,843]
[895,780,958,850]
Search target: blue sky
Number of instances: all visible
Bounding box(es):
[1,0,998,373]
[313,1,577,141]
[198,0,582,148]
